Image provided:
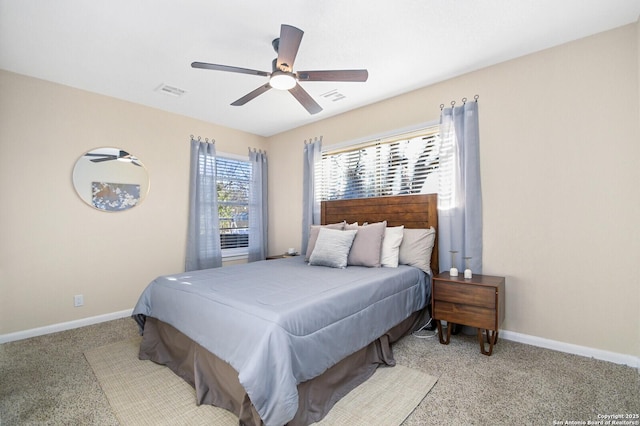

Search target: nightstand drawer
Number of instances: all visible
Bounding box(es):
[433,281,496,309]
[432,301,496,330]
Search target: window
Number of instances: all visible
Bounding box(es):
[216,156,251,254]
[318,126,440,201]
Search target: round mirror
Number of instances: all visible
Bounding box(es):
[72,147,150,212]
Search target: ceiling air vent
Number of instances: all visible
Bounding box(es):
[155,83,186,97]
[320,89,346,102]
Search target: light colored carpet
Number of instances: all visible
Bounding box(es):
[3,318,638,425]
[85,337,438,426]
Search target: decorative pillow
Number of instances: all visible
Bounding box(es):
[304,222,345,261]
[309,228,358,269]
[347,221,387,267]
[398,227,436,274]
[344,222,359,230]
[380,226,405,267]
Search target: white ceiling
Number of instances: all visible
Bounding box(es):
[1,1,639,137]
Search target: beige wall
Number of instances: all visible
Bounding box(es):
[268,24,640,358]
[1,23,638,360]
[636,17,640,357]
[0,70,266,334]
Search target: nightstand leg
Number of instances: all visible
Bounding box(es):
[478,329,498,356]
[437,320,451,345]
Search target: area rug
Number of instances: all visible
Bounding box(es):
[85,337,438,425]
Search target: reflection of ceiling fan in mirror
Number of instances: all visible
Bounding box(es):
[191,24,368,115]
[84,149,141,166]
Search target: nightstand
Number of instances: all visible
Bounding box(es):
[432,272,506,356]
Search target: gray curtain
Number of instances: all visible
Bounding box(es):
[185,138,222,271]
[437,101,483,274]
[248,149,268,262]
[301,137,322,254]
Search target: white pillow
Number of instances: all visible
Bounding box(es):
[380,226,404,267]
[309,228,358,269]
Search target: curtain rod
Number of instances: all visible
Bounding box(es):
[190,134,215,143]
[440,94,479,110]
[304,136,323,145]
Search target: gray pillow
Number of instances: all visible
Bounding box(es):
[309,228,358,269]
[347,221,387,267]
[304,222,345,261]
[398,227,436,274]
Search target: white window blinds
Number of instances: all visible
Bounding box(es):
[318,126,440,201]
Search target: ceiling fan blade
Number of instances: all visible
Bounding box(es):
[191,62,270,77]
[231,83,272,106]
[289,84,322,115]
[297,69,369,82]
[90,156,117,163]
[276,25,303,72]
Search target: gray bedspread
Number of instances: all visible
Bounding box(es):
[132,256,429,426]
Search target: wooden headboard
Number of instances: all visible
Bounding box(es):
[321,194,438,273]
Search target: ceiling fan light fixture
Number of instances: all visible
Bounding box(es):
[269,71,296,90]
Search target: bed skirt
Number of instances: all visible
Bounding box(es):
[138,310,426,426]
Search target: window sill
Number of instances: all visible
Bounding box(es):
[222,252,248,263]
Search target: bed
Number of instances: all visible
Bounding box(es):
[132,194,438,426]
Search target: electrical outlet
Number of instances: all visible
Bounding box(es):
[74,294,84,307]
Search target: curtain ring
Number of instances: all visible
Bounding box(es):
[439,104,444,110]
[451,100,456,108]
[474,94,479,102]
[462,97,467,104]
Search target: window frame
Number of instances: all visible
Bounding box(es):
[216,152,251,259]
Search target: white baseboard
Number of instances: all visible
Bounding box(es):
[0,309,133,344]
[500,329,639,369]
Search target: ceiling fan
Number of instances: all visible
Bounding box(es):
[84,150,141,166]
[191,24,368,115]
